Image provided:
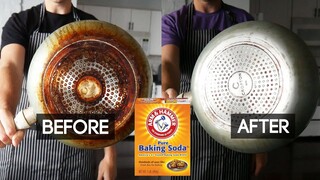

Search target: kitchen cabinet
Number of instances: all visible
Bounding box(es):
[131,9,151,32]
[111,8,151,32]
[76,4,161,73]
[250,0,292,29]
[110,8,131,30]
[149,11,161,55]
[77,5,111,22]
[224,0,249,12]
[110,8,161,55]
[250,0,320,28]
[292,0,320,18]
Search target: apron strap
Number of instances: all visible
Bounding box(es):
[34,3,46,32]
[186,2,194,35]
[72,5,81,21]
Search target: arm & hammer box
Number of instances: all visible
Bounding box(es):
[134,98,190,176]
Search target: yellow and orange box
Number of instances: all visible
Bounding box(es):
[134,98,190,176]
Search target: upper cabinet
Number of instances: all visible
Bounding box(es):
[77,5,111,22]
[250,0,292,29]
[77,5,161,56]
[110,8,131,30]
[149,11,161,55]
[130,9,152,32]
[250,0,320,28]
[111,8,151,32]
[292,0,320,18]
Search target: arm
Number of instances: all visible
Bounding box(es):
[252,152,268,176]
[161,44,180,98]
[0,44,26,147]
[97,145,117,180]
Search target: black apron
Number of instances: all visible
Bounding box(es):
[173,3,251,180]
[0,4,98,180]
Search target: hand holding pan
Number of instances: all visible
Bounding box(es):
[13,20,152,149]
[180,21,319,153]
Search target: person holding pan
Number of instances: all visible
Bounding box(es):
[0,0,116,179]
[162,0,267,179]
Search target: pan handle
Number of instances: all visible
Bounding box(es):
[14,107,36,130]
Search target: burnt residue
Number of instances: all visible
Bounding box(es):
[36,21,151,148]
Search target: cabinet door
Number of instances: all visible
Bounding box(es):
[149,11,161,55]
[111,8,131,31]
[292,0,318,17]
[131,9,151,32]
[256,0,292,29]
[80,5,111,22]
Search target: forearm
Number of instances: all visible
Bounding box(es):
[161,44,181,94]
[0,44,25,146]
[0,44,25,113]
[162,60,180,93]
[103,145,117,162]
[98,145,117,180]
[0,65,23,113]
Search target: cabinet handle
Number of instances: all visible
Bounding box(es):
[316,0,320,17]
[128,22,134,30]
[128,22,134,31]
[129,22,134,30]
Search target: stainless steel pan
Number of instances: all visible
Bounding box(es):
[188,21,319,153]
[14,20,152,149]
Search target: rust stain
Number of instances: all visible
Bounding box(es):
[34,20,151,148]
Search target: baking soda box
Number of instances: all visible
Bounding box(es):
[134,98,190,176]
